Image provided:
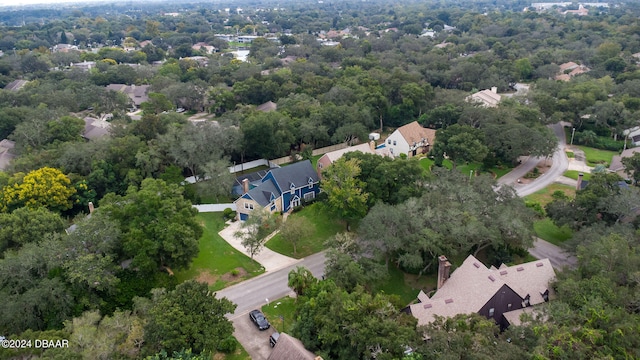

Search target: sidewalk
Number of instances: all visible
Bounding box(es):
[218,221,300,272]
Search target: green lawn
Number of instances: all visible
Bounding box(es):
[576,146,617,167]
[215,344,251,360]
[525,183,576,206]
[420,158,511,179]
[563,170,592,181]
[265,203,345,258]
[534,218,573,245]
[374,265,435,306]
[175,213,264,291]
[310,154,322,169]
[262,296,297,334]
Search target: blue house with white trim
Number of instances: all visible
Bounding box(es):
[235,160,320,220]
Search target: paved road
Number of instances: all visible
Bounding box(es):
[217,251,326,318]
[492,123,577,269]
[498,123,569,197]
[529,237,577,270]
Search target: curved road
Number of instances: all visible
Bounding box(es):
[497,123,569,197]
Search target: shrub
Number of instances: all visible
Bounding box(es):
[525,200,545,217]
[230,269,239,276]
[223,207,233,220]
[217,337,238,353]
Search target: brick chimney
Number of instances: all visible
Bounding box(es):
[576,172,583,190]
[437,255,451,290]
[242,178,249,194]
[88,202,94,214]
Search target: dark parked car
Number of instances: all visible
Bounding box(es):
[249,310,270,330]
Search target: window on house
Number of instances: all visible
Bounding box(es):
[304,192,315,201]
[387,139,391,144]
[488,308,495,317]
[244,203,254,210]
[393,140,397,145]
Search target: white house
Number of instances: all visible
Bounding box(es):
[384,121,436,158]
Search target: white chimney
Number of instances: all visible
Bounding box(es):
[88,202,95,214]
[491,86,497,93]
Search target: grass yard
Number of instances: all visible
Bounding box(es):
[374,265,435,306]
[576,145,617,167]
[215,345,251,360]
[262,296,297,334]
[265,203,345,258]
[534,218,573,245]
[563,170,592,181]
[310,154,322,169]
[525,183,576,206]
[175,213,264,291]
[419,158,511,179]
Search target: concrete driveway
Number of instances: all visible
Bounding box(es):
[529,237,577,270]
[218,221,299,272]
[232,312,276,360]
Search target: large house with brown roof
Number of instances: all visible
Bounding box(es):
[383,121,436,158]
[407,255,555,329]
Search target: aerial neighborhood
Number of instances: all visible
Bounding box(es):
[1,0,640,359]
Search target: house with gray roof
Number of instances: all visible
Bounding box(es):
[407,255,555,329]
[82,117,111,141]
[105,84,150,108]
[4,80,28,92]
[234,160,320,220]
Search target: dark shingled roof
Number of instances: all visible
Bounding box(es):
[246,179,280,206]
[269,160,319,191]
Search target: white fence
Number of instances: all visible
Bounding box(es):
[193,204,237,212]
[228,158,277,174]
[269,143,351,165]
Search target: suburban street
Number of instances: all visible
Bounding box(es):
[498,122,570,197]
[217,252,325,360]
[217,251,326,318]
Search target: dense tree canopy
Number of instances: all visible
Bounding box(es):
[100,178,202,274]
